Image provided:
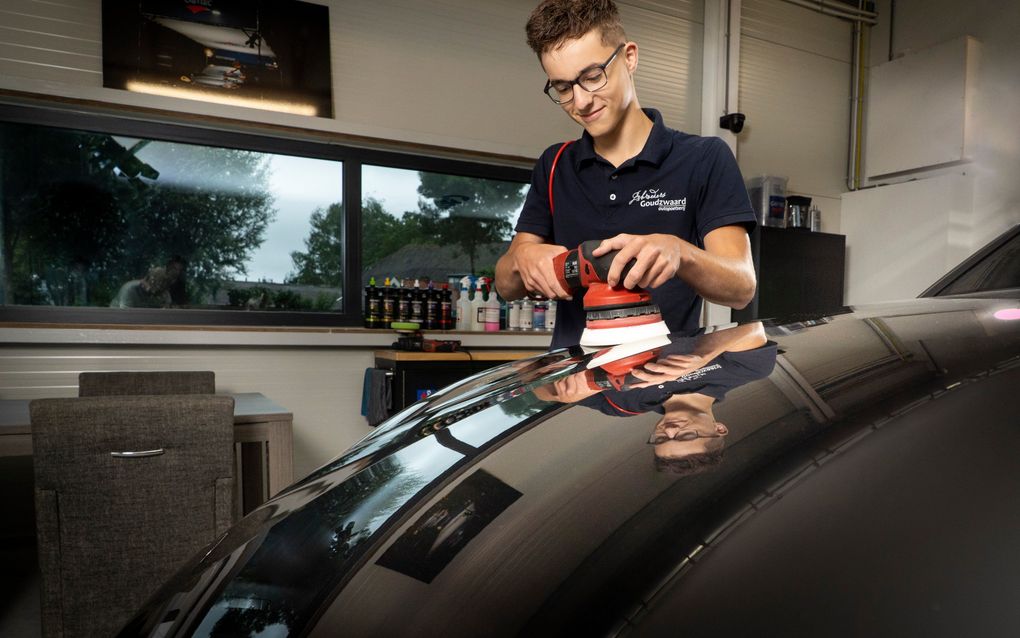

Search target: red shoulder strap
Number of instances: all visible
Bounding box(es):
[548,140,575,216]
[604,394,643,415]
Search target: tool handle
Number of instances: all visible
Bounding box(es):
[579,240,636,285]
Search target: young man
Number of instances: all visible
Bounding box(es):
[495,0,758,348]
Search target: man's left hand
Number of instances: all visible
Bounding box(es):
[629,354,705,388]
[590,233,684,289]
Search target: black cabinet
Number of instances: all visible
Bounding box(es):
[732,227,846,322]
[373,350,541,413]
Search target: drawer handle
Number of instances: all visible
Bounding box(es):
[110,448,165,458]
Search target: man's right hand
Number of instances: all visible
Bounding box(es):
[513,242,572,299]
[495,232,572,300]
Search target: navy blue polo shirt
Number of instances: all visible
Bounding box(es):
[579,340,778,416]
[515,108,756,348]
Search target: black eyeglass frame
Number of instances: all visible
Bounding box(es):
[543,44,626,104]
[647,427,725,445]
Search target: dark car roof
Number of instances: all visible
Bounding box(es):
[123,296,1020,637]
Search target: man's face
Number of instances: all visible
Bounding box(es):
[540,30,636,139]
[650,411,728,460]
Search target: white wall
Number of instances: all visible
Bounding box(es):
[842,173,975,303]
[737,0,852,233]
[0,0,703,158]
[844,0,1020,303]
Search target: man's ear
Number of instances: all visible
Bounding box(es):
[715,423,729,436]
[624,41,639,73]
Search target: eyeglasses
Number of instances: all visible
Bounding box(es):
[544,44,625,104]
[647,426,725,445]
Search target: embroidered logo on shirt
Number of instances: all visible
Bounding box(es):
[677,363,721,383]
[629,188,687,212]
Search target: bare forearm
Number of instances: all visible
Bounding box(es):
[495,233,571,301]
[677,240,756,309]
[495,253,529,301]
[694,322,767,359]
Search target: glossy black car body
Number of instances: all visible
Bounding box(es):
[123,227,1020,636]
[920,223,1020,299]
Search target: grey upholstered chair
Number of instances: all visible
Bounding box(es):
[30,394,235,638]
[78,370,215,396]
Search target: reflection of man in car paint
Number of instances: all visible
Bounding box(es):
[589,322,776,412]
[533,322,774,405]
[533,322,775,473]
[648,393,729,475]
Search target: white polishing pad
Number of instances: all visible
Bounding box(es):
[587,333,672,369]
[579,319,670,348]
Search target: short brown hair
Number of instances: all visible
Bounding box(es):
[525,0,627,56]
[654,446,725,476]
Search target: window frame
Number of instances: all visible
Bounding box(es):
[0,103,531,327]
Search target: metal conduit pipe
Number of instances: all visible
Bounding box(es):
[779,0,878,24]
[804,0,877,18]
[777,0,875,189]
[847,6,865,190]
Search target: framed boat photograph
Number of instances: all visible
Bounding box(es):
[102,0,333,118]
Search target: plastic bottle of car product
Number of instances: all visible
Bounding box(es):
[482,285,501,332]
[410,279,424,323]
[439,284,454,330]
[424,281,439,329]
[545,299,557,331]
[456,279,472,331]
[469,281,485,332]
[508,299,521,330]
[363,277,379,328]
[448,276,462,323]
[398,279,412,322]
[519,298,534,330]
[381,277,396,326]
[532,298,546,331]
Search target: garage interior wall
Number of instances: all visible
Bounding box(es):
[842,0,1020,304]
[736,0,853,235]
[0,0,702,158]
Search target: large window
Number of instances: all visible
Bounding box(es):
[0,106,530,326]
[0,121,343,315]
[361,165,528,286]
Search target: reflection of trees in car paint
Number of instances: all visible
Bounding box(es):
[194,453,436,635]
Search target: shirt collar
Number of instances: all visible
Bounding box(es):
[574,108,673,170]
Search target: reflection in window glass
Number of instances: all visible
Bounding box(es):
[361,165,527,287]
[0,121,343,312]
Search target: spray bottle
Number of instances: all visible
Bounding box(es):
[456,278,473,331]
[469,278,485,332]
